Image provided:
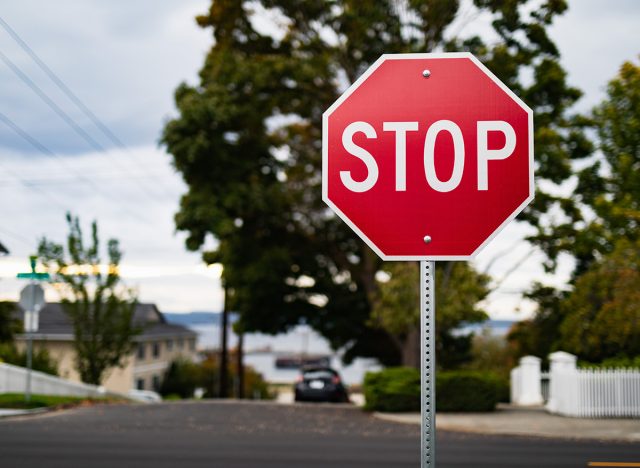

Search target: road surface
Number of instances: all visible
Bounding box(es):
[0,401,638,467]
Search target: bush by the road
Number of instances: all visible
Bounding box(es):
[160,356,272,400]
[363,367,502,412]
[363,367,420,412]
[436,371,500,412]
[0,343,59,376]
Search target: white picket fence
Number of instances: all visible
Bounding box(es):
[512,351,640,418]
[549,367,640,418]
[0,362,126,400]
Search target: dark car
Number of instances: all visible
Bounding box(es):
[294,366,349,403]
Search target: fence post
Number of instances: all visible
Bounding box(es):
[515,356,543,405]
[547,351,577,414]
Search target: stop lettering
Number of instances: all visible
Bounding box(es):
[322,53,534,260]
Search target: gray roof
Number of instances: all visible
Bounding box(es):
[14,302,197,340]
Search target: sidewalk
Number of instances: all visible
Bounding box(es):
[374,404,640,442]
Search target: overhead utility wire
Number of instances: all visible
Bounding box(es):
[0,15,177,200]
[0,111,154,224]
[0,50,106,154]
[0,226,34,249]
[0,49,169,203]
[0,15,127,150]
[0,155,71,212]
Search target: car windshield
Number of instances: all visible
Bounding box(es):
[303,370,335,380]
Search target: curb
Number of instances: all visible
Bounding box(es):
[0,407,50,419]
[372,411,640,443]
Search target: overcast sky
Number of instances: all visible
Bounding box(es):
[0,0,638,319]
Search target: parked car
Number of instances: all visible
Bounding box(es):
[128,389,162,403]
[294,366,349,403]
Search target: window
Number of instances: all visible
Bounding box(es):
[152,375,161,392]
[189,340,196,351]
[166,340,173,352]
[136,378,145,390]
[178,339,184,350]
[137,344,146,360]
[152,342,161,359]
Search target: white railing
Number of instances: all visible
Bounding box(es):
[0,362,134,401]
[512,351,640,418]
[549,367,640,418]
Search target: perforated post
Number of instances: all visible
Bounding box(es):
[420,261,436,467]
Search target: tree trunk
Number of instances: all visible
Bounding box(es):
[401,326,421,369]
[236,331,244,399]
[219,285,229,398]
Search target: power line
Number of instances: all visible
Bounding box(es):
[0,49,106,154]
[0,48,171,203]
[0,14,178,200]
[0,111,155,223]
[0,226,36,249]
[0,15,127,150]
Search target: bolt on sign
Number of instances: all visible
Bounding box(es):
[322,53,534,467]
[323,52,533,260]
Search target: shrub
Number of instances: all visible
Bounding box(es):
[436,371,500,412]
[363,367,420,412]
[363,367,502,412]
[0,343,58,376]
[160,356,273,400]
[159,359,201,398]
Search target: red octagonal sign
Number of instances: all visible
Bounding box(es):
[322,53,534,260]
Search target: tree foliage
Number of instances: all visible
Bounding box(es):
[559,238,640,363]
[372,261,489,369]
[0,301,20,343]
[162,0,584,363]
[37,214,139,385]
[507,282,567,362]
[537,58,640,275]
[509,59,640,362]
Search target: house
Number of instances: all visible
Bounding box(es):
[13,303,197,394]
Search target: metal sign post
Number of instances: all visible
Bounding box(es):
[420,261,436,467]
[17,256,49,403]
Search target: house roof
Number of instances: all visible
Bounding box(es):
[13,302,197,341]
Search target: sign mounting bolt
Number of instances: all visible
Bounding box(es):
[422,69,431,78]
[423,235,432,244]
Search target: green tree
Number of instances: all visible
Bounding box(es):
[372,262,489,369]
[0,301,20,343]
[558,238,640,363]
[506,283,567,363]
[162,0,586,364]
[37,214,139,385]
[509,59,640,360]
[537,58,640,275]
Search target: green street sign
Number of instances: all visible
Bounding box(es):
[16,272,50,280]
[16,255,50,281]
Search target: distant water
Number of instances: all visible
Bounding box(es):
[173,319,515,385]
[185,323,380,385]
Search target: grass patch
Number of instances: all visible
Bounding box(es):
[0,393,123,410]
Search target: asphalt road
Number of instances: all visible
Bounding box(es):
[0,401,638,468]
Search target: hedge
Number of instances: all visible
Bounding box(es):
[363,367,420,412]
[436,371,501,412]
[363,367,501,412]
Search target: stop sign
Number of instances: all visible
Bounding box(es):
[322,53,533,260]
